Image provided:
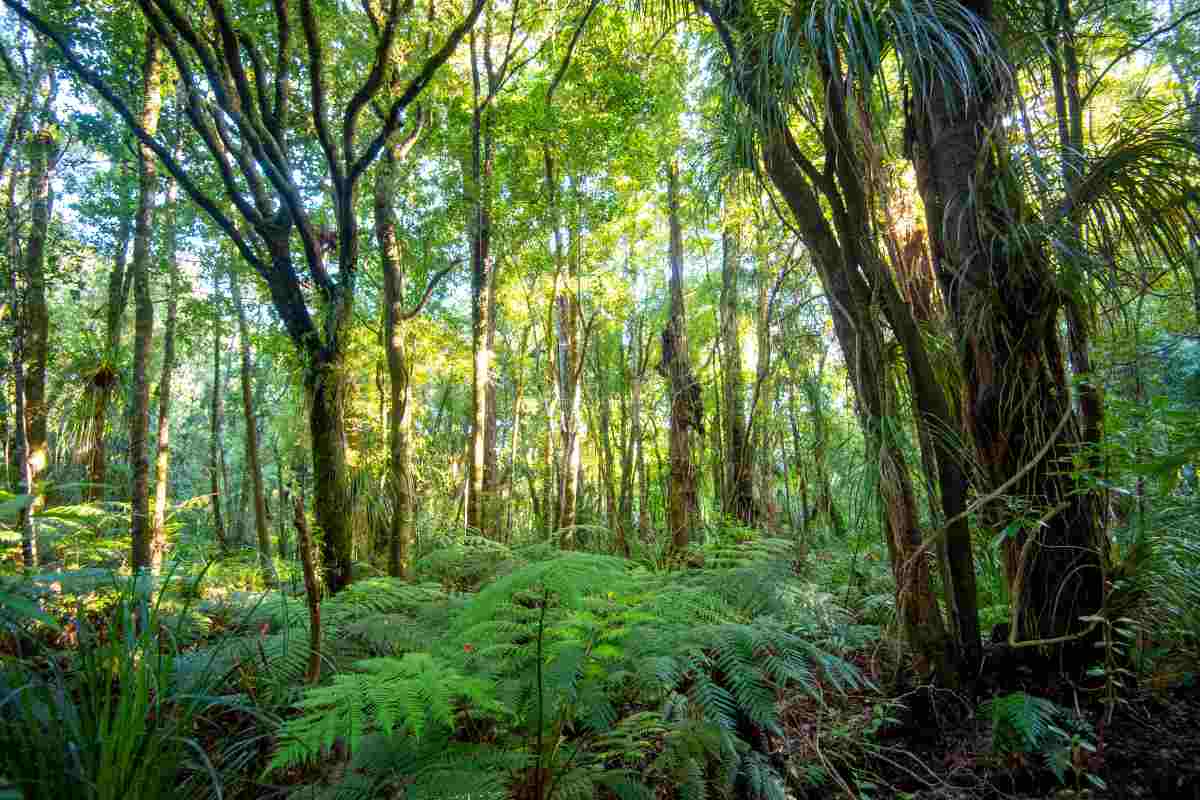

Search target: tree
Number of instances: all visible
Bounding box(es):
[151,158,182,571]
[209,298,227,552]
[693,0,970,680]
[130,29,163,573]
[657,161,700,556]
[84,187,132,503]
[7,0,486,593]
[17,129,56,571]
[374,107,449,578]
[905,0,1120,646]
[229,262,277,586]
[718,219,754,526]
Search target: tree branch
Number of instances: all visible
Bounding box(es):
[272,0,291,131]
[348,0,486,185]
[546,0,600,105]
[343,0,402,168]
[299,0,344,191]
[3,0,269,279]
[399,260,458,320]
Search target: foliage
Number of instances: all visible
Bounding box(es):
[980,692,1104,789]
[267,544,869,799]
[0,578,224,800]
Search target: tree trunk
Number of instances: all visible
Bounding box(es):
[130,30,163,573]
[209,310,228,551]
[617,314,643,546]
[376,143,417,578]
[21,123,53,554]
[752,245,775,525]
[150,176,180,573]
[230,266,277,586]
[466,39,498,539]
[591,345,619,545]
[504,327,531,541]
[309,351,353,593]
[909,0,1104,647]
[657,162,700,556]
[790,348,846,542]
[719,224,754,525]
[546,154,583,546]
[762,129,952,681]
[273,438,289,560]
[85,204,133,502]
[233,464,250,547]
[293,494,322,685]
[8,165,32,569]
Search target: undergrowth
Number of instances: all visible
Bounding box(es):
[261,536,873,800]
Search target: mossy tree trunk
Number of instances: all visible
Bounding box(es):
[151,168,180,573]
[658,162,701,557]
[130,30,163,573]
[908,0,1104,647]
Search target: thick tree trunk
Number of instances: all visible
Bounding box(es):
[658,163,700,556]
[21,126,53,555]
[762,129,952,681]
[230,267,277,586]
[150,176,180,573]
[719,224,754,525]
[909,0,1104,646]
[130,30,163,573]
[1049,0,1106,537]
[309,356,352,593]
[209,312,227,551]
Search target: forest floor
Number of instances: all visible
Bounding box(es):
[795,647,1200,800]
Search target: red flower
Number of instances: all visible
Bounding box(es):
[463,643,475,653]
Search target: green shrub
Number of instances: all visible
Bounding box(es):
[0,576,225,800]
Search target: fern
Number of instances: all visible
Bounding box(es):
[270,652,501,771]
[981,691,1062,754]
[264,546,870,800]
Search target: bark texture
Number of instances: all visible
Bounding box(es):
[719,224,754,526]
[657,163,701,556]
[130,30,163,572]
[907,0,1104,645]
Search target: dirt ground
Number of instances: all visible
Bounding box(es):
[855,654,1200,800]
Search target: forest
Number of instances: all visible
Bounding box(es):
[0,0,1199,796]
